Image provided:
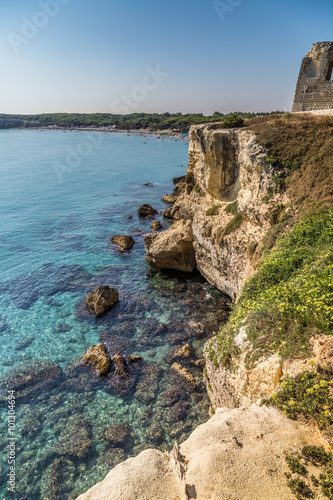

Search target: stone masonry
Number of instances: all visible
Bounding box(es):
[292,41,333,112]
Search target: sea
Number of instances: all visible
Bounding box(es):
[0,129,228,499]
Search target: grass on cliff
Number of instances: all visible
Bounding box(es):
[208,209,333,367]
[246,113,333,211]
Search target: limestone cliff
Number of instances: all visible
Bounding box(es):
[145,123,274,300]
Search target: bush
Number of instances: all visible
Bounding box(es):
[262,369,333,428]
[221,114,244,129]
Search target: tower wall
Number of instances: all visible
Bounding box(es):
[292,42,333,112]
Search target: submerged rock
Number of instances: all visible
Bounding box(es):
[144,220,196,272]
[135,364,161,404]
[170,363,197,389]
[0,360,62,403]
[110,235,135,251]
[105,448,125,467]
[53,414,92,459]
[150,220,163,231]
[144,423,164,445]
[104,423,131,447]
[112,355,127,377]
[137,204,158,217]
[82,344,111,376]
[40,457,76,500]
[128,355,144,363]
[85,286,119,317]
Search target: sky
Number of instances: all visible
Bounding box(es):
[0,0,333,115]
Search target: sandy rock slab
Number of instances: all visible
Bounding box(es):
[77,404,327,500]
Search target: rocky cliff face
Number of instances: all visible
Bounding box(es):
[145,124,274,300]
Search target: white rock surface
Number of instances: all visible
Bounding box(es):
[77,405,327,500]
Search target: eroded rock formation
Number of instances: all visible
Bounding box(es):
[145,124,274,299]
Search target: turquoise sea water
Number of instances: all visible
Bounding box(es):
[0,130,228,499]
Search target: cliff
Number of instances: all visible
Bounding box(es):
[145,123,276,300]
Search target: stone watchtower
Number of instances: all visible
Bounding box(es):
[292,41,333,112]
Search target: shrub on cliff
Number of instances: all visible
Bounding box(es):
[220,114,244,129]
[209,209,333,367]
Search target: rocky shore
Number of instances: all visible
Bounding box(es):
[72,123,297,499]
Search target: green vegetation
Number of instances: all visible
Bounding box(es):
[0,111,282,133]
[220,113,244,129]
[222,213,244,237]
[208,209,333,368]
[282,447,333,499]
[225,200,238,215]
[285,454,306,475]
[206,205,220,216]
[262,368,333,428]
[286,478,308,499]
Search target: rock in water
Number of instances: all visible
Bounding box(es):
[172,343,193,360]
[85,286,119,317]
[104,423,130,447]
[0,360,62,402]
[150,220,163,231]
[110,235,135,251]
[161,193,179,204]
[173,174,186,185]
[171,362,197,389]
[82,344,111,376]
[144,220,196,272]
[137,204,158,217]
[112,355,127,377]
[52,414,92,458]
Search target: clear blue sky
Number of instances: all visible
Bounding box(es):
[1,0,332,114]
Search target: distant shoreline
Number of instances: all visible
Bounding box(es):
[6,127,190,139]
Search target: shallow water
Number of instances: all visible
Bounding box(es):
[0,130,229,499]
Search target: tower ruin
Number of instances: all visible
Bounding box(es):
[292,41,333,112]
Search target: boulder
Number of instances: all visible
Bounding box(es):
[150,220,163,231]
[82,344,111,376]
[110,235,135,251]
[173,343,193,360]
[144,220,196,272]
[85,286,119,317]
[137,204,158,217]
[161,193,179,204]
